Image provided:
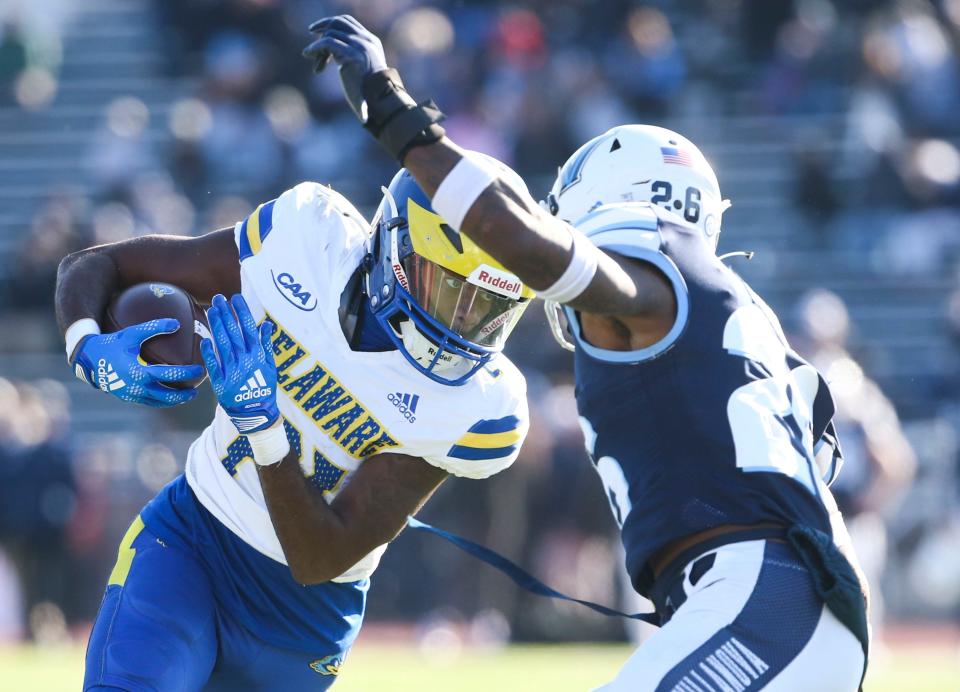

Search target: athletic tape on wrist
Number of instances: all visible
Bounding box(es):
[247,423,290,466]
[536,229,599,303]
[431,154,500,230]
[65,318,101,361]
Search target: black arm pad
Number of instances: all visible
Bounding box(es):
[360,69,446,163]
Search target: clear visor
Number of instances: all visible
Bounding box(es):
[401,253,527,349]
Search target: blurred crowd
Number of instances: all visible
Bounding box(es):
[0,378,87,642]
[4,0,960,292]
[0,376,198,642]
[0,0,959,644]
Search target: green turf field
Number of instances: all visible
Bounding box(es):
[2,641,956,690]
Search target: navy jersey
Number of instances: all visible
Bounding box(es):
[564,204,844,596]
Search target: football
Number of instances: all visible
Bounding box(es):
[103,282,209,390]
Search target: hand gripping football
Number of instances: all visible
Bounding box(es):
[104,282,209,389]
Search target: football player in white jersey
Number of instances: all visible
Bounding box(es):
[56,162,532,686]
[309,15,868,691]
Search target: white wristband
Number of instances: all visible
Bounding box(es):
[431,154,500,230]
[537,228,599,303]
[65,318,101,361]
[247,422,291,466]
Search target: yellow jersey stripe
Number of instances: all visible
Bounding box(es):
[457,428,524,449]
[246,203,264,255]
[108,515,145,587]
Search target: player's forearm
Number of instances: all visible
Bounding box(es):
[57,231,241,339]
[256,452,373,584]
[403,140,573,291]
[306,19,651,315]
[55,247,122,336]
[403,141,648,316]
[258,449,447,584]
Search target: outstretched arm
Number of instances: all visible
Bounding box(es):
[303,15,675,322]
[402,141,675,318]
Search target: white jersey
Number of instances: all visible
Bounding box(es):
[185,182,529,582]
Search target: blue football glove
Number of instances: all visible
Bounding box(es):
[302,15,445,162]
[303,14,387,119]
[71,319,202,407]
[200,294,279,435]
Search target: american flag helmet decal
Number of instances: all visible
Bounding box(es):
[660,145,693,166]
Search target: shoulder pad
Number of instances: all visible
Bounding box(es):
[236,183,369,262]
[237,199,278,261]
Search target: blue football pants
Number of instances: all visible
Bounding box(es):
[84,518,339,692]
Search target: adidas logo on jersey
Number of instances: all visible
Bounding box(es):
[235,369,272,402]
[96,358,125,392]
[387,392,419,423]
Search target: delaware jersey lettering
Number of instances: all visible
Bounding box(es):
[568,204,845,596]
[185,183,528,582]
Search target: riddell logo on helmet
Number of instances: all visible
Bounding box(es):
[479,308,517,338]
[467,265,522,299]
[392,262,409,291]
[425,344,454,363]
[478,271,519,292]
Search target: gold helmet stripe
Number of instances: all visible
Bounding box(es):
[406,199,535,299]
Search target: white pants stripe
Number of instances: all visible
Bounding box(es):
[595,540,865,692]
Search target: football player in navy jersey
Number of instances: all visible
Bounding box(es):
[311,15,869,690]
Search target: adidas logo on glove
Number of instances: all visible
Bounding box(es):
[235,369,272,402]
[96,358,125,393]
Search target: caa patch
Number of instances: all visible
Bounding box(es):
[271,270,318,311]
[309,654,342,676]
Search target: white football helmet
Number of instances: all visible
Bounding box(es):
[544,124,730,247]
